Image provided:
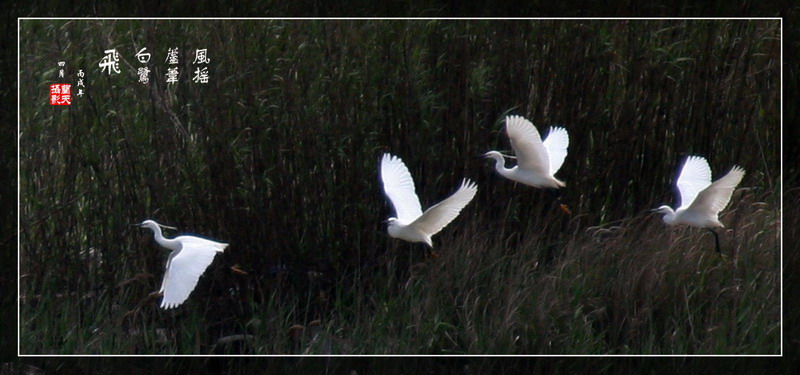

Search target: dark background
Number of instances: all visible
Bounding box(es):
[2,1,796,374]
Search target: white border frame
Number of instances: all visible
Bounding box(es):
[17,16,783,358]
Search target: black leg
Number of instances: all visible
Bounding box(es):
[706,228,722,256]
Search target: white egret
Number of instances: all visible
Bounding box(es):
[380,153,478,247]
[655,156,745,254]
[136,220,228,309]
[483,115,569,189]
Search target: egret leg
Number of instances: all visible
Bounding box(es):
[549,189,571,215]
[706,228,725,257]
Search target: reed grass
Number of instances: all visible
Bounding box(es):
[18,19,780,355]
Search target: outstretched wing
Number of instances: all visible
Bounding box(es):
[178,236,228,252]
[160,242,221,309]
[410,179,478,237]
[542,126,569,175]
[505,115,550,174]
[380,153,423,222]
[676,155,712,210]
[685,165,745,217]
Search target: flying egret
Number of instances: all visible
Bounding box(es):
[484,115,570,213]
[655,156,745,255]
[380,153,478,248]
[483,115,569,189]
[135,220,228,309]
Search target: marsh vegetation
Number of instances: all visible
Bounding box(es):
[19,19,780,355]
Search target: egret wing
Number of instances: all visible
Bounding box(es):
[158,250,177,293]
[178,236,228,252]
[685,166,745,217]
[505,115,550,174]
[676,156,712,210]
[410,179,478,236]
[542,126,569,175]
[160,242,220,309]
[380,153,423,222]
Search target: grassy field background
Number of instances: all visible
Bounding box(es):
[18,19,780,355]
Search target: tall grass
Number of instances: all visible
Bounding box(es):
[18,19,779,354]
[304,187,779,354]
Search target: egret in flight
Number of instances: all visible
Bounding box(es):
[136,220,228,309]
[655,156,745,255]
[484,115,570,213]
[380,153,478,247]
[483,115,569,189]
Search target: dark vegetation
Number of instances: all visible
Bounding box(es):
[18,19,779,354]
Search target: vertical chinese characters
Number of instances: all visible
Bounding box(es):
[165,47,179,84]
[50,60,72,105]
[192,49,210,84]
[76,69,85,97]
[136,48,152,84]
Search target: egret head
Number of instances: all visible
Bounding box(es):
[482,151,506,165]
[384,217,403,238]
[653,205,676,223]
[654,205,672,214]
[135,220,177,232]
